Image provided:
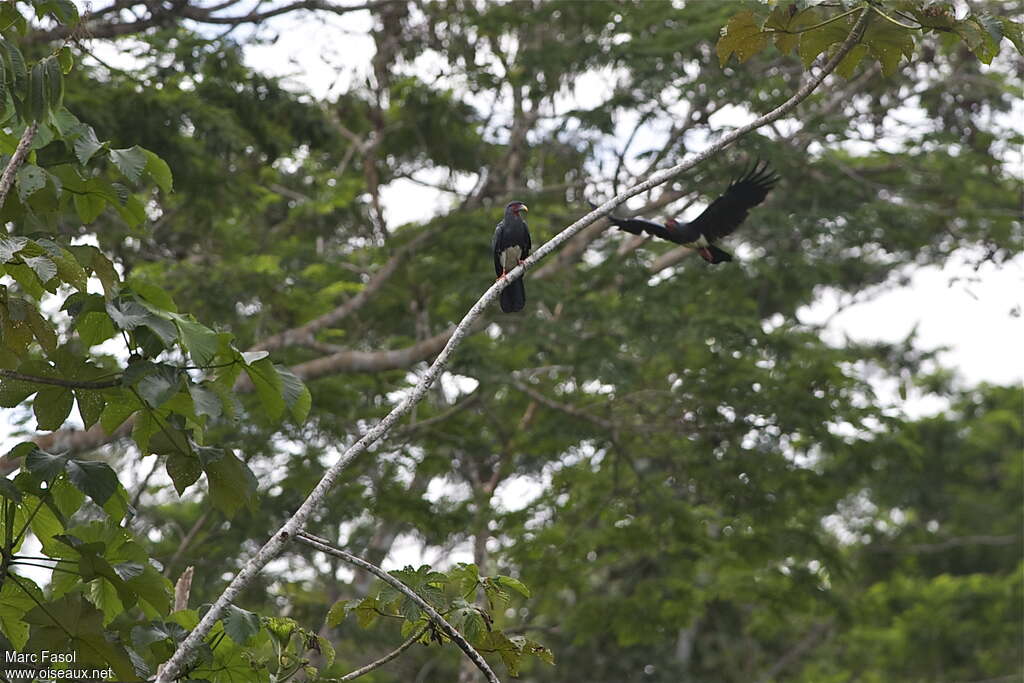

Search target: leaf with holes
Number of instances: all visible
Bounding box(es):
[716,10,768,67]
[34,385,73,430]
[16,164,46,202]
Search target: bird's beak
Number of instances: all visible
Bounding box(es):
[520,204,529,213]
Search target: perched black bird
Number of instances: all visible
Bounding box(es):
[492,200,531,313]
[608,161,779,264]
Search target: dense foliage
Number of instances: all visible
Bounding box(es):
[1,0,1021,681]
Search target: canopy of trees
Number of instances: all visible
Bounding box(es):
[0,1,1021,681]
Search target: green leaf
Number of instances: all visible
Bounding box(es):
[355,597,379,628]
[204,449,257,516]
[0,577,44,649]
[99,389,140,433]
[57,45,73,73]
[953,17,998,64]
[15,164,46,202]
[166,452,202,494]
[834,43,868,78]
[66,458,118,505]
[25,306,57,354]
[494,575,531,598]
[73,124,103,164]
[34,384,73,430]
[222,604,260,645]
[798,16,850,67]
[110,146,147,183]
[276,364,312,423]
[76,311,118,346]
[128,278,177,312]
[24,445,67,479]
[0,475,22,502]
[326,599,354,627]
[7,266,47,299]
[113,193,147,228]
[176,317,218,367]
[0,375,37,407]
[74,191,106,223]
[143,148,173,194]
[135,365,182,409]
[23,594,136,678]
[0,37,27,93]
[49,475,84,518]
[245,357,285,420]
[35,0,79,25]
[75,389,106,429]
[106,296,150,330]
[716,10,769,66]
[42,54,63,112]
[0,234,28,261]
[26,59,49,122]
[188,384,222,421]
[41,242,89,291]
[125,565,171,615]
[998,17,1024,54]
[316,634,336,669]
[862,17,915,76]
[22,254,56,284]
[764,6,821,56]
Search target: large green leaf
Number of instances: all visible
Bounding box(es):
[23,594,139,679]
[33,385,73,430]
[244,358,285,420]
[716,10,768,66]
[204,449,257,516]
[110,146,147,182]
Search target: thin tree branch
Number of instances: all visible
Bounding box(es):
[0,124,39,209]
[26,0,399,43]
[510,379,614,430]
[756,621,832,683]
[250,228,439,353]
[868,534,1020,554]
[180,0,396,24]
[338,625,427,681]
[155,12,877,678]
[296,531,500,683]
[0,369,121,391]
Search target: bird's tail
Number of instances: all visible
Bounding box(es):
[699,245,733,264]
[500,277,526,313]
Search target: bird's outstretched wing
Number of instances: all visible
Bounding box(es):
[606,214,675,241]
[687,160,779,240]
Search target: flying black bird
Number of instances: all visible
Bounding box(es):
[608,161,779,264]
[492,200,531,313]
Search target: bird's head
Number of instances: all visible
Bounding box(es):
[505,201,529,218]
[665,218,681,230]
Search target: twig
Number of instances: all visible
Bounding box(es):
[250,227,440,352]
[510,379,613,430]
[296,531,500,683]
[339,624,428,681]
[0,124,39,209]
[0,369,121,390]
[154,11,872,681]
